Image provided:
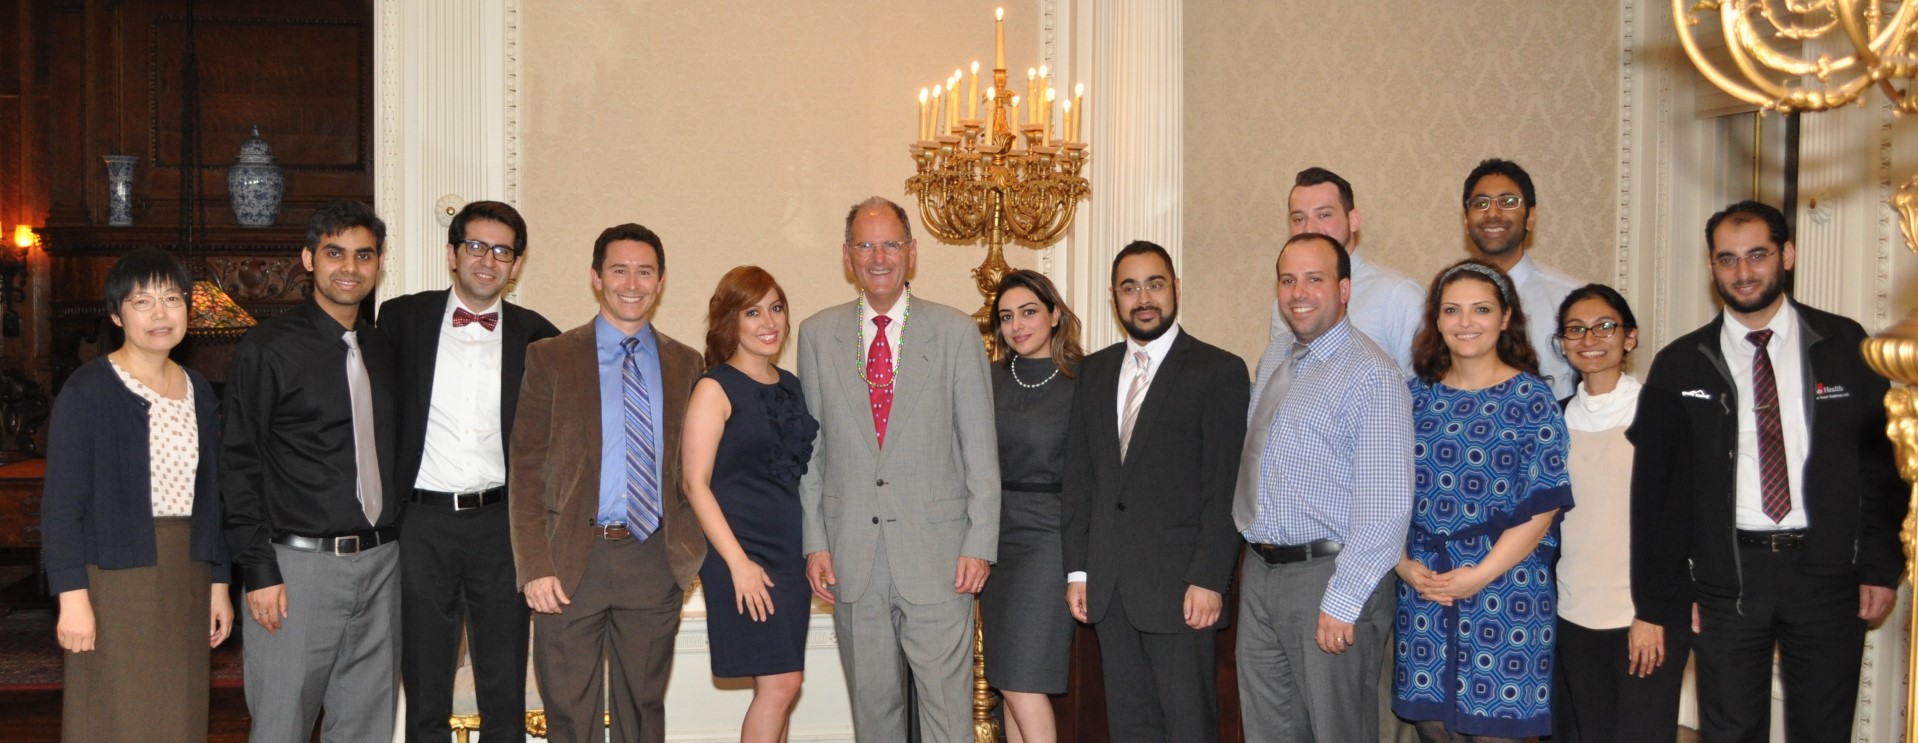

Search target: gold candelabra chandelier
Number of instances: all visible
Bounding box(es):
[1675,2,1918,738]
[906,8,1090,353]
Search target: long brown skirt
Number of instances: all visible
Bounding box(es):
[61,517,212,742]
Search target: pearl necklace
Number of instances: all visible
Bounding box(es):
[1008,353,1060,388]
[855,285,911,390]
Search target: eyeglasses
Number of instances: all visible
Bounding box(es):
[1115,279,1170,297]
[1712,248,1774,268]
[850,240,908,255]
[1558,320,1622,341]
[122,293,187,313]
[1466,194,1525,212]
[459,239,521,263]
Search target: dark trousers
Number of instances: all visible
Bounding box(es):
[400,502,529,743]
[1093,587,1219,743]
[1693,545,1866,743]
[1552,618,1688,743]
[531,534,682,743]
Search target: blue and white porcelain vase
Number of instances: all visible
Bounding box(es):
[102,155,139,227]
[226,125,284,227]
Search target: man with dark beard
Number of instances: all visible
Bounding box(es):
[1062,240,1249,742]
[1460,158,1582,398]
[1631,200,1902,742]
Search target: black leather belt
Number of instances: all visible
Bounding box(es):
[1736,529,1807,552]
[1249,539,1342,565]
[1002,480,1063,493]
[272,526,398,556]
[592,522,634,540]
[409,486,505,510]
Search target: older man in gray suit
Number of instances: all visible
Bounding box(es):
[799,197,1000,743]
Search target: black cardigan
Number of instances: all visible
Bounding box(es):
[40,355,231,593]
[1629,301,1904,629]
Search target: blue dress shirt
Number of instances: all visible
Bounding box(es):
[594,315,665,526]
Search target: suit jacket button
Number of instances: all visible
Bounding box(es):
[876,479,886,487]
[871,517,879,524]
[1117,503,1127,511]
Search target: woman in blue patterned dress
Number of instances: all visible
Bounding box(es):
[1392,259,1574,742]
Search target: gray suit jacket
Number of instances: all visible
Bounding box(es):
[797,296,1000,605]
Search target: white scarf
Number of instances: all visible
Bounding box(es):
[1566,373,1641,433]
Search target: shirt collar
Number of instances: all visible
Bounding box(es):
[594,314,656,355]
[1719,299,1798,352]
[1124,321,1183,363]
[859,290,910,327]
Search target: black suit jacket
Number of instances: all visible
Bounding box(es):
[376,289,560,495]
[1062,329,1250,634]
[1630,300,1904,629]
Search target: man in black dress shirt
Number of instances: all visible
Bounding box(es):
[223,199,403,742]
[380,201,558,742]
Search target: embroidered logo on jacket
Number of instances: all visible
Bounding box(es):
[1682,389,1713,400]
[1814,382,1850,401]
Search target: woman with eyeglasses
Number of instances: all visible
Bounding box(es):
[978,270,1084,743]
[1548,284,1687,743]
[1393,259,1572,743]
[41,248,233,742]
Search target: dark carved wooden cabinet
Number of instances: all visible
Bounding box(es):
[34,0,373,386]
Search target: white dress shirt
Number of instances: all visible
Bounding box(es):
[857,291,909,376]
[1508,254,1583,399]
[1722,302,1810,530]
[414,293,508,493]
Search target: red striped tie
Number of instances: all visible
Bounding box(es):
[1748,330,1791,522]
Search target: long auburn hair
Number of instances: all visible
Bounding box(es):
[1411,259,1541,383]
[703,265,789,368]
[991,269,1084,377]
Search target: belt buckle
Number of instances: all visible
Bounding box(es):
[597,522,625,539]
[334,535,361,556]
[451,491,477,512]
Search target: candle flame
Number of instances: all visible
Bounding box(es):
[1063,100,1072,112]
[1012,95,1021,106]
[1027,67,1036,79]
[1039,65,1048,78]
[1075,82,1084,96]
[932,83,942,97]
[920,88,929,103]
[971,61,979,74]
[12,226,32,248]
[1047,88,1056,102]
[996,7,1004,21]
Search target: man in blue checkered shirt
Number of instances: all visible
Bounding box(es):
[1230,232,1415,742]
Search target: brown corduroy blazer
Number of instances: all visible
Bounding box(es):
[508,320,707,595]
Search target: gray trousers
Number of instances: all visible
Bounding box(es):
[243,541,401,743]
[832,538,976,743]
[1236,547,1394,743]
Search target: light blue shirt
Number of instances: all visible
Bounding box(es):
[1509,254,1584,399]
[1243,318,1414,622]
[1269,250,1423,379]
[594,315,665,526]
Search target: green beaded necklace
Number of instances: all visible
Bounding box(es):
[855,284,911,390]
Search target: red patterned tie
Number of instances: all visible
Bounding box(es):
[867,316,894,447]
[1748,329,1791,522]
[452,307,498,331]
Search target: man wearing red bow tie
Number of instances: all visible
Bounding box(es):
[377,200,559,742]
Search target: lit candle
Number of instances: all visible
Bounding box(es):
[949,72,961,131]
[919,87,930,140]
[1026,68,1036,113]
[1045,88,1057,145]
[968,61,980,120]
[1073,83,1084,142]
[1062,100,1073,143]
[1011,95,1021,133]
[931,84,944,136]
[995,8,1005,70]
[1038,66,1049,130]
[985,86,997,136]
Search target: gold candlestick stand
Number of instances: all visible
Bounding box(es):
[1674,2,1918,738]
[907,65,1089,357]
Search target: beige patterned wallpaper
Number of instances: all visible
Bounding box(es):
[1182,0,1621,364]
[515,1,1046,347]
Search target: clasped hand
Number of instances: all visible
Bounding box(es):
[1395,558,1494,607]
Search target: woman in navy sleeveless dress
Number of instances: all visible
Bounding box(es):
[682,267,819,743]
[1393,260,1573,743]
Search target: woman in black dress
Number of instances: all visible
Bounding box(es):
[979,269,1084,743]
[682,265,820,743]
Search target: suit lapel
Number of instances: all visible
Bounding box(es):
[830,305,882,457]
[1089,346,1126,476]
[410,291,449,435]
[652,326,690,471]
[878,311,934,463]
[567,327,602,509]
[498,304,529,465]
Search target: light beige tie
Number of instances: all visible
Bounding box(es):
[343,330,383,525]
[1232,341,1311,531]
[1119,350,1151,460]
